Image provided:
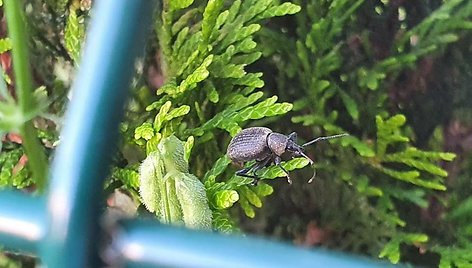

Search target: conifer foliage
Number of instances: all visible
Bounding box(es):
[0,0,471,266]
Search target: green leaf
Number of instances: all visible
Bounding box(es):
[380,167,446,190]
[165,105,190,121]
[239,194,255,218]
[177,55,213,95]
[201,0,224,48]
[341,136,375,157]
[204,82,219,103]
[65,7,85,64]
[379,238,400,264]
[449,197,472,221]
[212,210,239,233]
[172,9,199,35]
[376,115,409,156]
[338,89,359,120]
[239,185,262,208]
[134,122,155,141]
[379,233,428,264]
[256,2,301,20]
[252,182,273,196]
[112,168,139,189]
[383,155,448,177]
[214,189,239,209]
[184,136,194,162]
[203,155,231,182]
[153,101,172,131]
[0,38,12,54]
[169,0,194,11]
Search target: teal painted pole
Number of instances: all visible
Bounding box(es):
[41,1,156,267]
[0,191,45,254]
[108,220,396,268]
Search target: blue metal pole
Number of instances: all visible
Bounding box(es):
[110,220,396,268]
[41,1,156,267]
[0,191,45,254]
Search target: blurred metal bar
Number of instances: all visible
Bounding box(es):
[41,0,157,267]
[110,220,394,268]
[0,191,45,254]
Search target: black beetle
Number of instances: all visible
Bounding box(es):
[226,127,348,185]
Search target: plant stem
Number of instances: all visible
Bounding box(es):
[5,0,48,191]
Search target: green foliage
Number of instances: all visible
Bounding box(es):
[379,232,428,264]
[1,0,471,266]
[433,244,472,268]
[121,0,305,228]
[64,5,85,64]
[371,114,455,190]
[0,148,31,188]
[257,0,469,265]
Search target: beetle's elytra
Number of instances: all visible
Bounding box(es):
[227,127,348,185]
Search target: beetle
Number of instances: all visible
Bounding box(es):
[226,127,348,185]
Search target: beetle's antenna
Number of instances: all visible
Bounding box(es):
[302,133,349,147]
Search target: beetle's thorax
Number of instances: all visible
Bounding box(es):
[267,132,288,156]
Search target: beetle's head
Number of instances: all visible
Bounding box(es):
[286,132,314,165]
[287,132,350,164]
[286,132,349,183]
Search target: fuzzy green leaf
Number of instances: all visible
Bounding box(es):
[139,135,212,229]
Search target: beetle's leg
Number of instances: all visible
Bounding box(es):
[236,161,258,176]
[274,156,292,184]
[249,157,274,185]
[252,156,272,176]
[236,172,262,185]
[236,161,263,185]
[236,157,274,185]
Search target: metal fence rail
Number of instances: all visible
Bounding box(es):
[0,0,395,267]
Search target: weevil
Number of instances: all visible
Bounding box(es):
[226,127,348,185]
